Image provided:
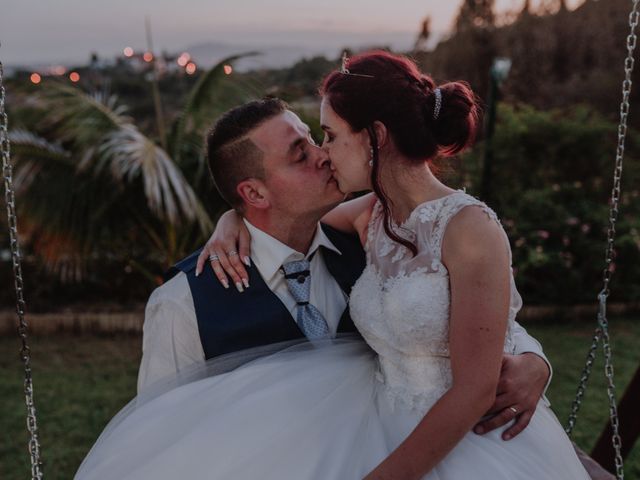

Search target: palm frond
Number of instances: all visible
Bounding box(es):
[99,125,212,230]
[10,68,233,282]
[28,82,211,230]
[35,81,131,151]
[9,128,70,158]
[171,52,262,164]
[9,129,73,192]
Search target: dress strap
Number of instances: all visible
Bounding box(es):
[364,200,384,263]
[430,193,501,257]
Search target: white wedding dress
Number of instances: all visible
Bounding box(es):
[76,191,589,479]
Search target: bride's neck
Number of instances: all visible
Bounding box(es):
[378,157,454,224]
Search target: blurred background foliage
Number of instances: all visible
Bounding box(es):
[1,0,639,310]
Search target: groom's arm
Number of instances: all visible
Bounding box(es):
[511,320,553,397]
[473,320,551,440]
[137,273,205,394]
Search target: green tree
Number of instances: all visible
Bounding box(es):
[460,103,640,304]
[8,54,261,283]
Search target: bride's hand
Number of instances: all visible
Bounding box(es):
[195,210,252,292]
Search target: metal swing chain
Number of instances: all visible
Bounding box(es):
[565,2,639,479]
[0,56,44,478]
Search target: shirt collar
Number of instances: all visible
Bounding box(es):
[243,219,342,282]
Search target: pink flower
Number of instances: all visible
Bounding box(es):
[536,230,550,239]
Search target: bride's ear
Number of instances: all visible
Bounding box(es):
[372,121,388,150]
[237,179,270,210]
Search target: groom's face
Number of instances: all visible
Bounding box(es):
[250,110,345,219]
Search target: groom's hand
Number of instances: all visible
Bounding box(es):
[473,352,550,440]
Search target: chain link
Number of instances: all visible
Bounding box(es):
[565,327,601,434]
[565,2,639,478]
[0,52,44,478]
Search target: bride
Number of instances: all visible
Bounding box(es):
[76,51,589,479]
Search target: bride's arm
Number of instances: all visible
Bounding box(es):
[364,207,511,480]
[195,210,252,290]
[196,193,376,287]
[320,192,376,245]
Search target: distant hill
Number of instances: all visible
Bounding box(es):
[182,42,330,71]
[182,29,432,71]
[8,29,428,74]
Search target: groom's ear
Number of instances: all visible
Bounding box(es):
[237,179,270,210]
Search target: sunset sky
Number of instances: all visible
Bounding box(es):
[1,0,584,67]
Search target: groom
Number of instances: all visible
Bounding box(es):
[138,97,550,442]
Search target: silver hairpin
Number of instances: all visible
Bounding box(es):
[433,88,442,120]
[340,52,349,73]
[340,52,375,78]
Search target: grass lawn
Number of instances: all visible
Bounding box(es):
[1,317,639,479]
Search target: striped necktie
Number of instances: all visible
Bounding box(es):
[281,258,330,339]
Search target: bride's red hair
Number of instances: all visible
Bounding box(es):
[320,51,480,254]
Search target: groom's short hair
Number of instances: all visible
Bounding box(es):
[206,98,287,211]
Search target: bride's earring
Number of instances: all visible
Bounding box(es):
[369,147,374,167]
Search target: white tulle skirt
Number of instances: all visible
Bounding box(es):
[75,336,589,479]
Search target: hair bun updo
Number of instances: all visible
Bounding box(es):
[429,81,480,157]
[320,51,480,161]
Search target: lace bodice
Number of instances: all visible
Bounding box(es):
[349,191,522,412]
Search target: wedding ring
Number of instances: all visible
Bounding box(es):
[209,254,220,262]
[227,250,238,257]
[508,406,518,415]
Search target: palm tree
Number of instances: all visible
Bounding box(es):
[9,53,261,283]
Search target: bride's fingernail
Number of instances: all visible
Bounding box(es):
[222,280,229,289]
[235,282,244,293]
[242,278,249,289]
[195,270,200,277]
[243,256,251,267]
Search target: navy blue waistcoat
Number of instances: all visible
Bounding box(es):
[165,224,366,359]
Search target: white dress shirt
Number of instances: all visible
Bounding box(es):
[138,221,348,392]
[242,218,348,335]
